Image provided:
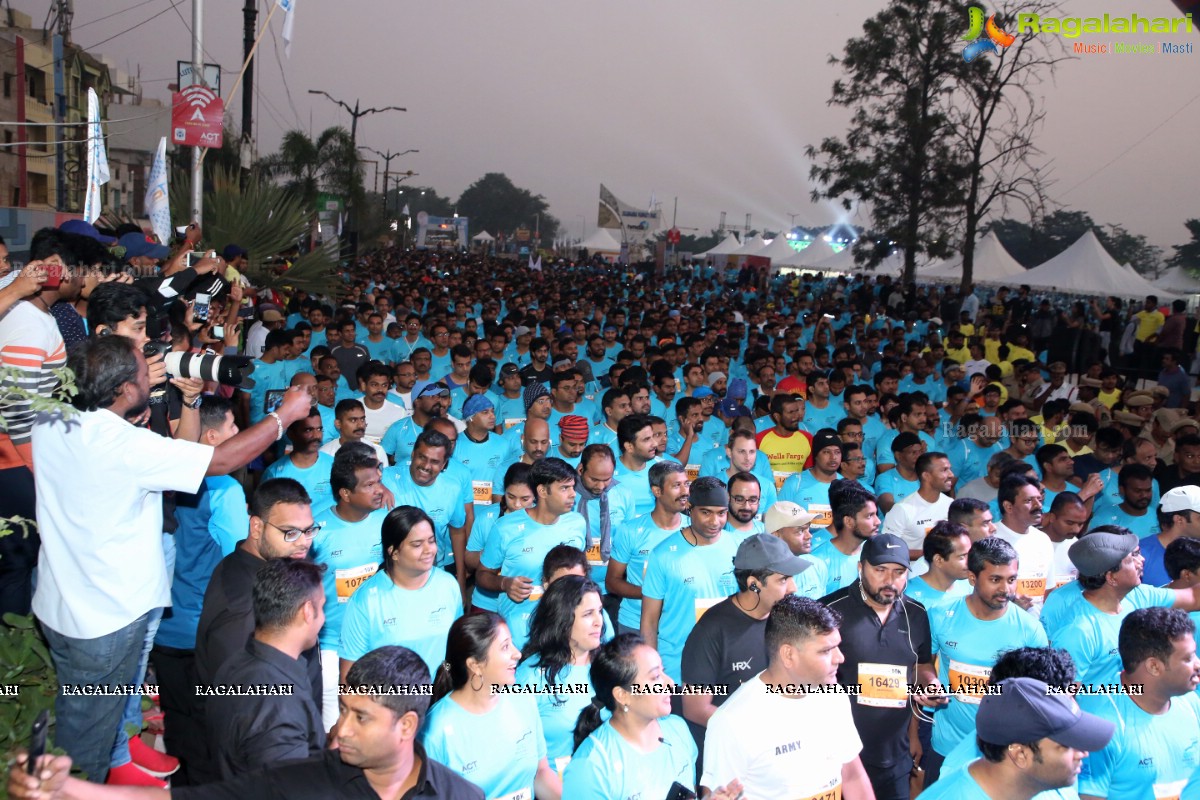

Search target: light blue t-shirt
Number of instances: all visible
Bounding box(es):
[906,575,970,611]
[610,513,688,630]
[778,471,837,548]
[338,567,461,676]
[262,452,336,511]
[481,509,587,650]
[913,763,994,800]
[1080,691,1200,800]
[465,508,503,612]
[422,693,546,800]
[1046,584,1176,686]
[810,538,864,596]
[362,336,396,364]
[612,457,662,518]
[1090,504,1158,539]
[1041,581,1174,640]
[453,431,510,477]
[938,737,1078,800]
[794,554,830,600]
[380,416,422,464]
[642,531,740,683]
[562,715,698,800]
[381,466,468,569]
[574,482,638,589]
[930,595,1049,756]
[513,659,595,772]
[310,504,389,651]
[242,359,293,425]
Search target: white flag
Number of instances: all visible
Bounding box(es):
[278,0,296,57]
[529,255,542,272]
[402,204,410,215]
[83,88,109,223]
[144,137,171,247]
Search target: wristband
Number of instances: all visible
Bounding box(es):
[267,411,284,442]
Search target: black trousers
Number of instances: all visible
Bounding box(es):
[148,645,218,786]
[865,761,913,800]
[0,466,37,617]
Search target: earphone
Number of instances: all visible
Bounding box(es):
[750,583,760,594]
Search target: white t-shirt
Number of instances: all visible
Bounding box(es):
[320,437,388,466]
[1050,536,1078,590]
[882,490,954,577]
[702,674,862,799]
[362,399,410,444]
[31,409,213,638]
[994,521,1055,617]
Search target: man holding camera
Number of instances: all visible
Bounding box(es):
[30,335,313,784]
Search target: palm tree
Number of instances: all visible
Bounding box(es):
[259,126,357,210]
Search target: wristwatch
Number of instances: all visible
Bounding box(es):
[183,395,203,410]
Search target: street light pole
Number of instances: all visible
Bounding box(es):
[307,90,406,260]
[363,147,418,219]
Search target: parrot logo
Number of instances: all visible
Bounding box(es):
[962,6,1016,62]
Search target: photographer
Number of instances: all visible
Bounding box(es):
[29,334,313,784]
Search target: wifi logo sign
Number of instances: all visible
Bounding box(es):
[181,85,218,113]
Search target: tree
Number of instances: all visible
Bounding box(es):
[1100,224,1163,278]
[257,127,357,211]
[984,211,1162,276]
[807,0,968,284]
[948,0,1065,290]
[456,173,560,242]
[1168,219,1200,277]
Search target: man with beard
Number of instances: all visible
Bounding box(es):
[381,380,450,465]
[1089,464,1156,538]
[882,451,956,576]
[320,400,387,464]
[310,446,389,730]
[755,393,813,476]
[614,413,661,517]
[725,472,764,539]
[994,473,1055,618]
[1042,527,1200,688]
[810,480,881,595]
[802,370,842,432]
[780,429,843,548]
[356,362,407,445]
[823,533,936,800]
[925,537,1049,784]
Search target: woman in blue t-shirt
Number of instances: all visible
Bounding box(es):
[423,612,561,799]
[515,573,604,776]
[563,634,743,800]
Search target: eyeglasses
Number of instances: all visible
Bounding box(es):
[731,495,760,504]
[265,520,324,542]
[844,456,867,463]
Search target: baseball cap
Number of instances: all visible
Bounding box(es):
[1068,530,1139,578]
[733,534,810,575]
[60,219,117,244]
[718,398,750,418]
[499,363,521,378]
[261,309,285,322]
[117,232,170,261]
[222,244,248,261]
[727,378,748,400]
[976,677,1115,751]
[693,386,715,399]
[811,429,842,457]
[861,533,909,567]
[523,382,550,411]
[513,325,532,337]
[412,380,450,401]
[559,415,589,442]
[462,394,494,419]
[763,501,817,534]
[1161,486,1200,515]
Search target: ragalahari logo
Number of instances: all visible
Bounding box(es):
[962,7,1016,62]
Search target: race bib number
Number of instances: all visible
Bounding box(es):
[1152,779,1185,800]
[472,480,493,505]
[335,563,378,603]
[809,504,833,528]
[527,586,544,603]
[795,781,842,800]
[947,659,991,705]
[1017,574,1048,604]
[685,463,701,482]
[504,417,525,430]
[695,597,722,622]
[585,541,606,567]
[496,790,532,800]
[1053,572,1076,589]
[773,471,789,491]
[858,662,907,708]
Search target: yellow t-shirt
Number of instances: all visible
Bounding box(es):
[946,345,971,364]
[1097,388,1121,409]
[1007,345,1036,364]
[1134,310,1165,342]
[755,429,813,474]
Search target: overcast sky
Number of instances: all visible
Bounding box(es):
[70,0,1199,254]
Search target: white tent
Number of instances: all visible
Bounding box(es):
[731,234,768,256]
[781,239,838,268]
[472,230,495,242]
[1156,266,1200,296]
[698,232,741,257]
[810,245,860,273]
[578,228,621,252]
[1017,230,1174,298]
[920,232,1028,283]
[755,236,804,264]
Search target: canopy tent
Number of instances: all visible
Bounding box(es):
[698,232,741,257]
[779,239,838,268]
[1155,266,1200,296]
[578,227,622,253]
[809,245,861,272]
[920,232,1027,283]
[1017,230,1175,298]
[731,234,768,256]
[471,230,495,242]
[756,235,805,264]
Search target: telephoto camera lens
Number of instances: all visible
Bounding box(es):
[163,351,257,387]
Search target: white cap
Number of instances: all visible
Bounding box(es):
[763,501,817,534]
[1160,486,1200,515]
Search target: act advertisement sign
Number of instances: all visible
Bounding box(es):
[171,85,224,148]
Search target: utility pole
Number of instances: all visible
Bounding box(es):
[362,147,417,218]
[190,0,203,224]
[241,0,256,173]
[307,90,405,260]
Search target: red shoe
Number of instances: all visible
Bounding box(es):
[105,763,167,788]
[128,737,180,778]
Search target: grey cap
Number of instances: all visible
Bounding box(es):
[1068,530,1139,578]
[977,677,1115,750]
[733,533,810,575]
